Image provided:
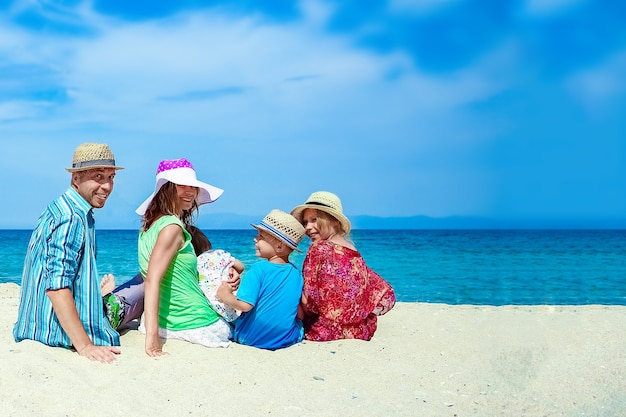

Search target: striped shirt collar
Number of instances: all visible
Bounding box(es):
[65,187,94,218]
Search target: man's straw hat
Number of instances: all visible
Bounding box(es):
[66,143,124,172]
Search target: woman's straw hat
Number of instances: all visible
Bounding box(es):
[252,209,306,252]
[290,191,351,234]
[135,158,223,216]
[66,143,124,172]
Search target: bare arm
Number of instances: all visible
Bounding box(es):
[232,259,244,274]
[296,293,307,320]
[224,258,245,290]
[216,282,253,312]
[143,224,184,357]
[46,288,120,363]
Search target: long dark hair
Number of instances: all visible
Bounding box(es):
[186,225,212,255]
[141,182,199,230]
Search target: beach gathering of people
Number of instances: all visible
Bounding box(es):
[12,142,396,363]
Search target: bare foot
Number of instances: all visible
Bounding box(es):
[100,274,116,296]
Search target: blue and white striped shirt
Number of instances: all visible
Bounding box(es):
[13,188,120,348]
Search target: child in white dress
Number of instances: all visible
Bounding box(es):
[188,226,244,323]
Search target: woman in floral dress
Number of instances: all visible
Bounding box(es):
[291,191,396,341]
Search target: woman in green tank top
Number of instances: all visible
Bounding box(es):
[135,158,240,356]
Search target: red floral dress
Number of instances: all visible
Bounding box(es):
[302,240,396,341]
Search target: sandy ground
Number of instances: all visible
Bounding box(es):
[1,282,625,417]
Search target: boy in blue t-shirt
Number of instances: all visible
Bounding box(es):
[217,209,306,350]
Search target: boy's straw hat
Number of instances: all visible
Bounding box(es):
[66,143,124,172]
[252,209,305,252]
[135,158,223,215]
[290,191,351,234]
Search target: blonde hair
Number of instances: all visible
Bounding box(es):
[312,210,345,238]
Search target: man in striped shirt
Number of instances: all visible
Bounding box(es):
[13,143,124,363]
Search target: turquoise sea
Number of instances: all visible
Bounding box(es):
[1,229,625,305]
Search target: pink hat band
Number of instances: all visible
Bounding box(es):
[156,158,195,174]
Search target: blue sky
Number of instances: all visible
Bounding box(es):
[1,0,624,229]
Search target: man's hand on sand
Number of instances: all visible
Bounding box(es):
[77,344,121,364]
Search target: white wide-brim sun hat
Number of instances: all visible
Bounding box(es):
[135,158,223,216]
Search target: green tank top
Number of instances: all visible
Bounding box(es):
[138,215,220,330]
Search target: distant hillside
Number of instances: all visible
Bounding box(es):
[196,213,626,230]
[350,215,496,229]
[350,215,626,229]
[9,213,621,231]
[197,213,259,229]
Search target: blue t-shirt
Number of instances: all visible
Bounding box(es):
[234,261,304,350]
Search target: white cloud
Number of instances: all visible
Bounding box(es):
[0,4,546,220]
[298,0,336,27]
[1,3,510,136]
[566,51,626,115]
[0,102,23,121]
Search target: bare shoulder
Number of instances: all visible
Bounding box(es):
[156,223,185,247]
[330,235,356,251]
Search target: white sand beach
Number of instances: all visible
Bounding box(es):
[1,282,625,417]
